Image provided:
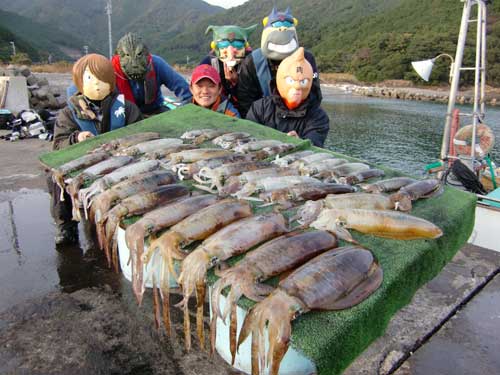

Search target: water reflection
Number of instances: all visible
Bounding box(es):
[322,89,500,175]
[0,190,120,313]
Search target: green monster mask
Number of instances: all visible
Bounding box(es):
[261,7,299,61]
[116,33,150,81]
[206,24,258,68]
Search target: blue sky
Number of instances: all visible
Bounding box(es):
[203,0,249,8]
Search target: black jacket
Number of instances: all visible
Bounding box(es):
[246,92,329,147]
[237,49,322,118]
[53,91,143,150]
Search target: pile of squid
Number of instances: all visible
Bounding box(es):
[49,128,444,375]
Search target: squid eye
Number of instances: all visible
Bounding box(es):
[299,79,309,87]
[285,77,295,85]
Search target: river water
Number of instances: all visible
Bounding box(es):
[321,86,500,175]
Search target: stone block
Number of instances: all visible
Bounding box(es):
[0,76,30,112]
[19,66,31,77]
[37,77,49,87]
[26,75,38,86]
[33,87,49,100]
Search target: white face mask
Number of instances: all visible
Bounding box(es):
[82,67,111,100]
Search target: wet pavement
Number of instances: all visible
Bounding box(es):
[0,186,237,375]
[0,190,58,311]
[0,133,237,374]
[396,273,500,375]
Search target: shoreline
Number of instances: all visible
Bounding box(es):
[12,70,500,108]
[322,82,500,106]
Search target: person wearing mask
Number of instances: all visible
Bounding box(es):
[112,33,191,116]
[200,24,257,111]
[51,53,142,244]
[246,47,329,147]
[237,7,322,118]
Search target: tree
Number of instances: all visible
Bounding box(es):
[10,52,31,65]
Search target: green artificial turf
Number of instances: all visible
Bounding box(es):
[40,104,477,374]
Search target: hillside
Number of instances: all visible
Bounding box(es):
[0,10,84,62]
[0,0,223,55]
[0,24,40,62]
[1,0,499,85]
[163,0,500,86]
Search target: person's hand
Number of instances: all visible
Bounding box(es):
[287,130,299,138]
[77,131,94,143]
[223,63,239,86]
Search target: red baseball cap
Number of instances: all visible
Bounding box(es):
[191,64,221,85]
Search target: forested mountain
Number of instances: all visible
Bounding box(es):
[0,10,83,61]
[1,0,499,85]
[0,0,223,56]
[0,23,40,62]
[163,0,500,85]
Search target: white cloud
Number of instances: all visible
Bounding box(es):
[203,0,249,9]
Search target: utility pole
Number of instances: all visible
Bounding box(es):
[83,45,89,55]
[105,0,113,58]
[9,41,16,56]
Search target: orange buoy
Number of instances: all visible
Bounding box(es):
[453,124,495,157]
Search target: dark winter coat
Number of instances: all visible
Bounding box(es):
[53,91,143,150]
[245,93,329,147]
[237,49,322,118]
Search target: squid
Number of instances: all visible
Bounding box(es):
[79,159,161,210]
[296,192,395,226]
[310,208,443,242]
[176,152,254,181]
[142,199,253,337]
[237,246,383,375]
[100,184,190,270]
[210,230,338,362]
[233,176,322,199]
[212,132,253,149]
[319,162,371,182]
[254,143,296,160]
[216,167,301,196]
[271,150,315,167]
[144,144,196,160]
[339,168,385,185]
[180,129,213,140]
[51,151,109,201]
[288,152,335,169]
[299,158,348,176]
[90,170,177,224]
[193,161,272,192]
[169,148,234,164]
[65,155,133,221]
[96,132,160,153]
[257,182,355,208]
[177,213,289,350]
[192,129,229,145]
[233,140,285,153]
[125,194,218,305]
[118,138,183,156]
[389,178,443,211]
[361,177,417,194]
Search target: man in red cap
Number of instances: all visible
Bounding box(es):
[190,64,240,118]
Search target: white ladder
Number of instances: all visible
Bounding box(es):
[441,0,488,167]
